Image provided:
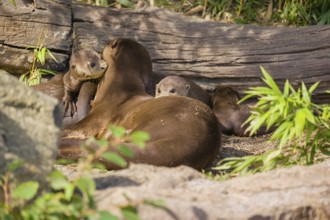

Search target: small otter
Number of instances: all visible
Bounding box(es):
[33,49,107,126]
[59,38,220,170]
[155,75,212,107]
[62,49,108,116]
[212,86,272,136]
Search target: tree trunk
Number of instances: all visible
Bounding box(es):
[1,0,330,102]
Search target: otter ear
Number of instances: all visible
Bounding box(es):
[111,39,118,48]
[185,84,190,91]
[71,64,76,69]
[155,84,160,95]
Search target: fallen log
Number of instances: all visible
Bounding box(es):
[1,0,329,102]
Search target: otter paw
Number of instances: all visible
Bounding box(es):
[63,98,77,117]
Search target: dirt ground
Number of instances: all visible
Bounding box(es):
[220,133,277,158]
[207,132,278,171]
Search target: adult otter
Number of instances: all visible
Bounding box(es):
[33,49,107,126]
[60,38,220,170]
[155,75,212,107]
[212,86,271,136]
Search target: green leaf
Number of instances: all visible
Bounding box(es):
[93,162,107,170]
[231,156,257,173]
[40,47,47,65]
[260,66,281,96]
[28,77,40,86]
[117,0,134,8]
[96,211,119,220]
[39,68,56,76]
[101,152,127,168]
[110,126,126,138]
[143,199,166,209]
[121,206,140,220]
[294,109,306,136]
[7,159,24,172]
[247,111,270,135]
[130,131,150,148]
[302,108,316,124]
[75,176,96,196]
[48,170,74,200]
[301,82,311,104]
[283,80,290,96]
[47,49,59,63]
[48,170,68,189]
[12,181,39,200]
[97,138,109,148]
[263,150,281,164]
[118,144,134,158]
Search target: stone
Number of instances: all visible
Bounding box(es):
[91,161,330,220]
[0,70,62,189]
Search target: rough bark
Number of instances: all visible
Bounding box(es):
[1,0,330,102]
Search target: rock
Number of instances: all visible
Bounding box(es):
[0,70,62,189]
[92,161,330,220]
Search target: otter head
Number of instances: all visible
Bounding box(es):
[102,38,152,86]
[155,76,190,98]
[213,86,240,106]
[69,49,108,81]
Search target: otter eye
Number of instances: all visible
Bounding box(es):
[169,88,176,94]
[89,62,96,68]
[158,87,161,94]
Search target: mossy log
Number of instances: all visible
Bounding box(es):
[1,0,330,102]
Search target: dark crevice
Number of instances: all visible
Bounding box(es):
[0,42,68,55]
[73,18,93,24]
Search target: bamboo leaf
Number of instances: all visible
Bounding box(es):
[294,109,306,136]
[260,66,281,95]
[47,49,59,63]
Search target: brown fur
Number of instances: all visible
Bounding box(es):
[155,75,212,107]
[62,49,107,115]
[212,86,271,136]
[59,38,220,170]
[33,49,107,127]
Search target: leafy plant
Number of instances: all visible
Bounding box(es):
[214,66,330,176]
[0,125,154,220]
[19,32,58,86]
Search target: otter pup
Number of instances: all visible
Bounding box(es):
[212,86,272,136]
[59,38,220,170]
[33,49,107,126]
[62,49,108,116]
[155,75,212,107]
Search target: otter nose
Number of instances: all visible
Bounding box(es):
[101,61,108,70]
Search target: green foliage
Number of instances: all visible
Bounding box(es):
[0,125,153,220]
[215,66,330,176]
[154,0,330,26]
[19,32,57,86]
